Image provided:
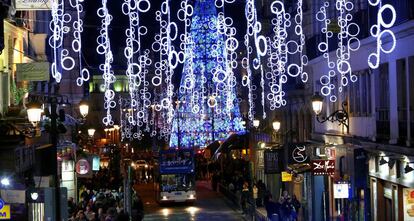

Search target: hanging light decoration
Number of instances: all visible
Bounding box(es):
[286,0,308,83]
[267,0,291,110]
[122,0,152,140]
[49,0,68,83]
[335,0,360,94]
[97,0,115,126]
[213,11,238,115]
[69,0,90,86]
[316,0,361,102]
[367,0,396,69]
[242,0,268,121]
[316,2,338,103]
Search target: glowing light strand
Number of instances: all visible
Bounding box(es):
[367,0,396,69]
[316,2,338,102]
[335,0,360,93]
[48,0,67,83]
[122,0,152,140]
[97,0,115,126]
[267,0,290,109]
[69,0,90,86]
[286,0,308,82]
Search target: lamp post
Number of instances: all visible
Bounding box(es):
[87,128,96,137]
[311,92,349,132]
[27,94,89,221]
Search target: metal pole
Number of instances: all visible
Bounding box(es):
[178,111,181,149]
[50,100,61,221]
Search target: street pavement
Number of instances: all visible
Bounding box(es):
[134,181,246,221]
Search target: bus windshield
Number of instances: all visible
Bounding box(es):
[160,173,195,192]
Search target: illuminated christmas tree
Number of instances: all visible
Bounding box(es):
[169,0,245,148]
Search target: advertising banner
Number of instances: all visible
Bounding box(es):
[15,0,52,10]
[159,149,194,174]
[281,171,292,182]
[76,158,92,178]
[0,199,10,220]
[16,62,49,82]
[311,159,335,175]
[333,183,349,199]
[403,188,414,220]
[288,143,310,164]
[264,149,282,174]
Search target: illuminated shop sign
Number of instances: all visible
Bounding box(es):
[311,160,335,175]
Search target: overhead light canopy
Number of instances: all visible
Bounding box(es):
[311,92,324,115]
[27,101,42,126]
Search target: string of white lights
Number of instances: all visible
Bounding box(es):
[97,0,115,126]
[316,2,337,102]
[49,0,66,83]
[69,0,90,86]
[122,0,152,140]
[368,0,396,69]
[286,0,308,82]
[267,0,290,110]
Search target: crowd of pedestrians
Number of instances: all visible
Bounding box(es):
[67,188,144,221]
[264,191,301,221]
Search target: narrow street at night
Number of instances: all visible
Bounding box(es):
[135,181,246,221]
[0,0,414,220]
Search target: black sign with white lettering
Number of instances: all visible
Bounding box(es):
[264,150,282,174]
[288,143,310,165]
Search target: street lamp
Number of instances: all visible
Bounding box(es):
[311,92,349,131]
[26,93,89,221]
[88,128,96,137]
[272,119,281,132]
[0,177,10,187]
[79,99,89,118]
[27,101,42,126]
[253,119,260,128]
[311,92,324,115]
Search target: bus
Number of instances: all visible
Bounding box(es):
[154,149,196,203]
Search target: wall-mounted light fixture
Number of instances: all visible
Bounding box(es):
[405,163,414,174]
[379,156,388,166]
[253,119,260,128]
[311,92,349,131]
[272,119,281,132]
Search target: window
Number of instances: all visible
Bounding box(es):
[397,59,407,142]
[348,69,372,117]
[376,63,390,140]
[409,57,414,144]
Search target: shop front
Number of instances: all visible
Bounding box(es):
[368,152,414,221]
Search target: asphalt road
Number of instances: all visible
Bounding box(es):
[134,181,246,221]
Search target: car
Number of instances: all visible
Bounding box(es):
[135,160,149,168]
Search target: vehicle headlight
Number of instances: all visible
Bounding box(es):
[188,194,195,199]
[162,196,168,200]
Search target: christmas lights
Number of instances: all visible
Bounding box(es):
[49,0,66,83]
[368,0,396,69]
[286,0,308,83]
[97,0,115,126]
[69,0,90,86]
[169,0,245,148]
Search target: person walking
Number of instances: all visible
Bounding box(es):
[241,181,250,215]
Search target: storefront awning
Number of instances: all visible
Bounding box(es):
[212,133,247,160]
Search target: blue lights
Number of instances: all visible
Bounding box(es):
[170,0,245,148]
